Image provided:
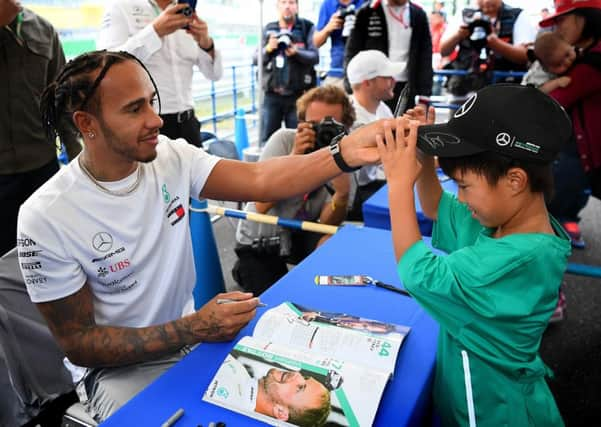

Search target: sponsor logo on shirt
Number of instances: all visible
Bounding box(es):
[168,204,186,226]
[165,195,185,226]
[98,271,138,292]
[91,246,125,263]
[21,261,42,270]
[19,250,42,257]
[109,259,131,273]
[17,237,37,247]
[97,267,109,278]
[92,232,113,252]
[162,184,171,203]
[25,274,47,286]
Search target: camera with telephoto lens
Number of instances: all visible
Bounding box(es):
[309,116,346,153]
[462,8,492,50]
[338,4,356,19]
[251,236,281,255]
[270,30,293,51]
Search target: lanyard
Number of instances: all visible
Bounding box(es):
[387,4,409,29]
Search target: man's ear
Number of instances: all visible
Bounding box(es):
[272,403,289,421]
[72,111,97,139]
[506,167,528,194]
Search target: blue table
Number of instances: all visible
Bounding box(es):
[101,226,438,427]
[363,174,458,234]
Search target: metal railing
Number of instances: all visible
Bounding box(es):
[198,66,527,138]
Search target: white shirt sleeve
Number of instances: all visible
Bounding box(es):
[17,208,86,303]
[97,1,162,61]
[512,11,537,46]
[196,48,224,81]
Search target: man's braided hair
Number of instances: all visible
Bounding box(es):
[40,50,161,142]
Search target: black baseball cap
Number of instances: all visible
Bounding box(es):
[417,84,572,163]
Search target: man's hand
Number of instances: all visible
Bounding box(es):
[338,119,397,168]
[325,13,344,34]
[377,118,422,187]
[266,35,278,53]
[153,4,192,37]
[186,291,259,342]
[285,45,298,57]
[292,122,316,155]
[187,14,213,50]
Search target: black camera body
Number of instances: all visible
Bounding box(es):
[269,30,293,51]
[310,116,346,152]
[462,9,492,51]
[338,4,356,19]
[251,236,281,255]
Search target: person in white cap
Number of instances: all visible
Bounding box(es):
[346,50,404,220]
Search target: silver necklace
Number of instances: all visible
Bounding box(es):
[78,157,143,197]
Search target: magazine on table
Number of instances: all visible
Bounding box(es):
[203,301,410,427]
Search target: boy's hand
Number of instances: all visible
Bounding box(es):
[377,118,422,187]
[403,104,435,126]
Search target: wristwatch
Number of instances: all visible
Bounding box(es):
[329,133,359,172]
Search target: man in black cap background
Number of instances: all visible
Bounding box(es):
[376,84,572,426]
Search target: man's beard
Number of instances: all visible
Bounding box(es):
[98,117,158,163]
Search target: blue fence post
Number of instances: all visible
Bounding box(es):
[234,107,249,159]
[189,199,225,309]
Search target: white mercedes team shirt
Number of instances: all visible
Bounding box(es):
[97,0,223,114]
[17,137,220,328]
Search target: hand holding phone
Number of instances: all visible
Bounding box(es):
[177,0,197,17]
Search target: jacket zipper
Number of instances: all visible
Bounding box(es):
[461,349,477,427]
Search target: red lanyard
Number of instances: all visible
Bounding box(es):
[387,4,409,29]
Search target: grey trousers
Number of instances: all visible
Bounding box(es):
[81,347,191,422]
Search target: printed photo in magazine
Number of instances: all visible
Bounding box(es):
[203,302,411,427]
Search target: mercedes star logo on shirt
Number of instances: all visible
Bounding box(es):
[92,232,114,252]
[496,132,512,147]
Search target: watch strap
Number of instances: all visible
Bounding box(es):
[329,133,359,172]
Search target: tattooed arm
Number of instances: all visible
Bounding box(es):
[36,282,258,368]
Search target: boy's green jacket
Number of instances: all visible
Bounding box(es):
[399,192,571,426]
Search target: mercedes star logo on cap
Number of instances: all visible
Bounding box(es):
[496,132,512,147]
[92,232,114,252]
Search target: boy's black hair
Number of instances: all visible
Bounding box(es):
[40,50,161,142]
[438,151,554,201]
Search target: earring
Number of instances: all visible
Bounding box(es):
[88,131,95,138]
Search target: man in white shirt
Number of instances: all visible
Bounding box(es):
[22,50,388,422]
[346,50,403,221]
[98,0,221,147]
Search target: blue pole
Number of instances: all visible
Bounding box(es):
[189,199,225,309]
[234,107,249,159]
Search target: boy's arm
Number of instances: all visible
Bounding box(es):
[405,106,443,220]
[378,119,422,262]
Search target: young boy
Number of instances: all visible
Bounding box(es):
[377,84,572,426]
[522,32,578,93]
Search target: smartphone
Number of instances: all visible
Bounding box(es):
[314,275,368,286]
[177,0,197,16]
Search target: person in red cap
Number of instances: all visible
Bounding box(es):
[538,0,601,323]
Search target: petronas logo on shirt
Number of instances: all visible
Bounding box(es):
[162,184,170,203]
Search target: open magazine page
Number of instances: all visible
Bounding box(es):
[203,336,390,427]
[252,302,410,375]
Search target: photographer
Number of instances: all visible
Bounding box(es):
[440,0,535,95]
[343,0,432,112]
[257,0,319,143]
[233,86,355,295]
[98,0,221,147]
[313,0,365,87]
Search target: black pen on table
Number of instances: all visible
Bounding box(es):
[366,277,412,297]
[161,408,184,427]
[216,298,267,307]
